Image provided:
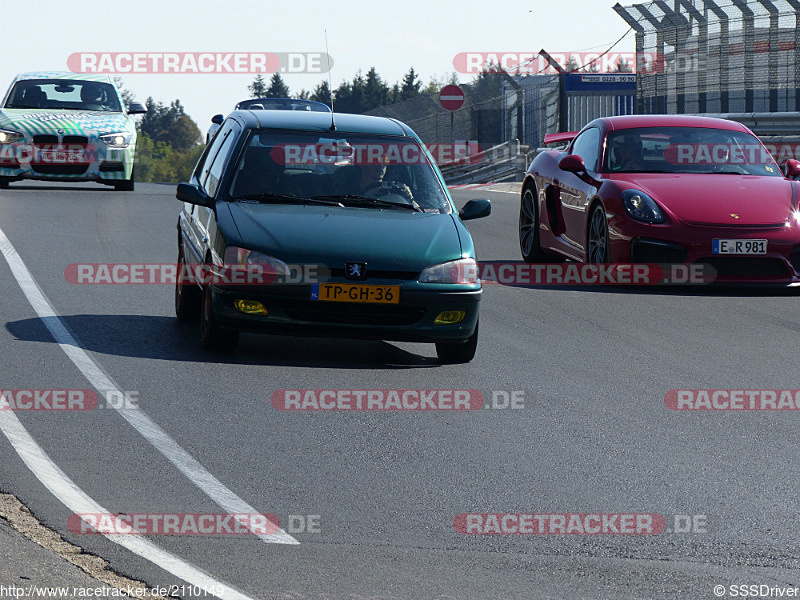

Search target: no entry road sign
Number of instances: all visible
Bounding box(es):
[439,85,465,111]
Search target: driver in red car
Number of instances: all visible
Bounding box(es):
[610,134,645,172]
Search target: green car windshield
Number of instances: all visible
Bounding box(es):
[5,79,122,112]
[604,126,783,177]
[228,131,451,213]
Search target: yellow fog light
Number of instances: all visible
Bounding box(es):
[434,310,466,325]
[234,299,268,315]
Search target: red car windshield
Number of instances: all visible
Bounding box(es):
[603,127,782,177]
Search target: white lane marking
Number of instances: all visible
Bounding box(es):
[0,227,300,592]
[449,182,521,194]
[449,184,519,194]
[0,408,254,600]
[0,227,296,544]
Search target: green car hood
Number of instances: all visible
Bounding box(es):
[0,108,132,136]
[225,203,464,271]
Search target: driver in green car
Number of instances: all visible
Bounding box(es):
[359,161,414,202]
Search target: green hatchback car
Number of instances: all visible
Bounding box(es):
[175,109,490,363]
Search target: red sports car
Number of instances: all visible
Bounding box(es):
[519,115,800,284]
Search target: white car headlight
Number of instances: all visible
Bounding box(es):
[418,258,479,284]
[0,129,24,144]
[99,132,132,148]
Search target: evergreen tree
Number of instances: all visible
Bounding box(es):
[248,74,268,98]
[363,67,390,110]
[265,73,291,98]
[613,58,633,73]
[388,83,401,104]
[311,80,332,107]
[566,55,580,72]
[334,71,366,113]
[399,67,421,101]
[422,72,460,95]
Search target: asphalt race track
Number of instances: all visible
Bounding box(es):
[1,181,799,599]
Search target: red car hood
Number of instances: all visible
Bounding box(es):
[606,173,795,226]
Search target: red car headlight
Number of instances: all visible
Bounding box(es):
[622,189,665,224]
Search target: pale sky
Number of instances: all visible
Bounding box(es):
[3,0,636,131]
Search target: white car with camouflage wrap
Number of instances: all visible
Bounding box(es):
[0,72,146,191]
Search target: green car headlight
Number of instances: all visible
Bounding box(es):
[99,132,132,148]
[418,258,479,284]
[0,129,24,144]
[223,246,290,276]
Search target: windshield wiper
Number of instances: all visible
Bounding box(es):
[232,193,344,207]
[694,170,745,175]
[612,169,672,174]
[311,194,421,212]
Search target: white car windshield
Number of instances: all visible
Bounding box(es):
[5,79,122,112]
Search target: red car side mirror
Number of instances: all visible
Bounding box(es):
[558,154,586,174]
[785,159,800,179]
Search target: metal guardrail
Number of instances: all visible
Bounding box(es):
[694,112,800,163]
[697,112,800,137]
[438,139,529,185]
[439,112,800,185]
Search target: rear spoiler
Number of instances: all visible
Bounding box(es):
[543,131,579,145]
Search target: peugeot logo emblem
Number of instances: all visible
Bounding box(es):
[57,129,65,135]
[344,262,367,281]
[730,213,739,219]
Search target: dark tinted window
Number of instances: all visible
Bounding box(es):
[197,120,235,187]
[227,130,450,213]
[203,131,238,197]
[571,128,600,172]
[236,99,330,112]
